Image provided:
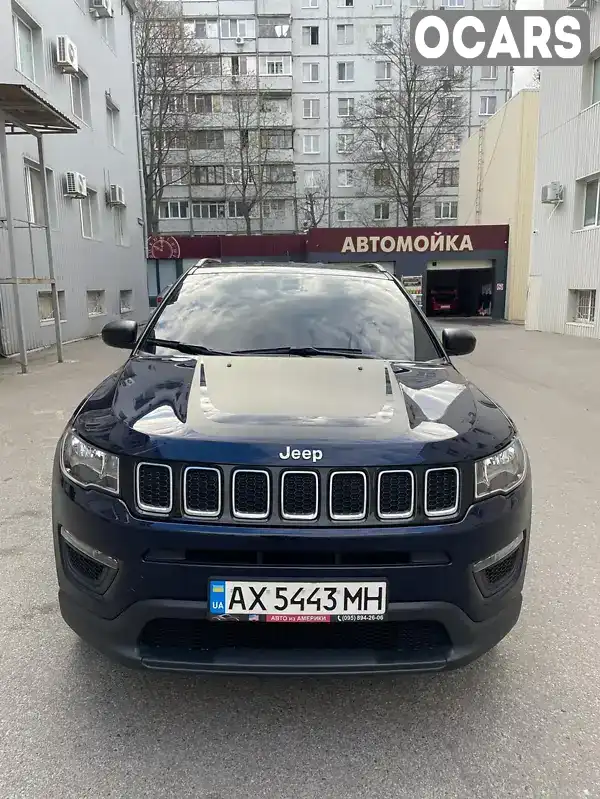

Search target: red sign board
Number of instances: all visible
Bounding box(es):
[309,225,509,254]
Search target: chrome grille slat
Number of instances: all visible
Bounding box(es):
[136,462,173,514]
[424,467,460,517]
[329,471,367,521]
[281,470,319,520]
[183,467,221,518]
[232,469,270,520]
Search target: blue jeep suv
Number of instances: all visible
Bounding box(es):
[52,259,532,674]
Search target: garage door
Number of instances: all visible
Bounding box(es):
[427,260,493,271]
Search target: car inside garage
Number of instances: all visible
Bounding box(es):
[425,260,495,318]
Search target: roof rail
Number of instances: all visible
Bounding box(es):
[186,257,222,274]
[356,262,389,274]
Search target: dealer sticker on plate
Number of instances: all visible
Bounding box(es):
[209,580,387,622]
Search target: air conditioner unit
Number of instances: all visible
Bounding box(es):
[56,36,78,74]
[108,184,126,206]
[235,36,245,45]
[65,171,87,198]
[541,182,563,204]
[90,0,113,19]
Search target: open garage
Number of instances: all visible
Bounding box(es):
[425,260,495,318]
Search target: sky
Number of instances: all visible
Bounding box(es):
[512,0,545,93]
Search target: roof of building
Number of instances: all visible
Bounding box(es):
[0,84,78,135]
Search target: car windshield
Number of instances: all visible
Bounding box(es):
[140,268,443,362]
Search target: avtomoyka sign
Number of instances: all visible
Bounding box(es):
[341,232,474,254]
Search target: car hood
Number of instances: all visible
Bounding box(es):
[72,354,515,466]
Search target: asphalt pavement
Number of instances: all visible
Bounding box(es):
[0,323,599,799]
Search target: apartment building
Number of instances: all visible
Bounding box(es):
[156,0,512,236]
[0,0,149,364]
[526,1,600,338]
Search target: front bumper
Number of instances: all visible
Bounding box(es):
[53,469,532,675]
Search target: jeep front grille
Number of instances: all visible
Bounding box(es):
[131,462,463,525]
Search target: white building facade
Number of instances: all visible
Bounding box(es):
[0,0,149,360]
[527,0,600,338]
[157,0,513,236]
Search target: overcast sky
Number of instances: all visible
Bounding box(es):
[512,0,545,92]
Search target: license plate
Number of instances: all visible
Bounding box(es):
[209,580,387,622]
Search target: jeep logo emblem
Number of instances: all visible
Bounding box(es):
[279,446,323,463]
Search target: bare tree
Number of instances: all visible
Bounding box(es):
[344,19,468,226]
[528,67,541,89]
[221,80,294,235]
[136,0,207,233]
[298,171,329,230]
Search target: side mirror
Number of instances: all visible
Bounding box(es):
[442,327,476,357]
[101,320,138,350]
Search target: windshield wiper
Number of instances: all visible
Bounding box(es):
[144,338,231,357]
[231,346,374,359]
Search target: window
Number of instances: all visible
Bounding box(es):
[338,168,354,187]
[164,132,187,150]
[571,289,596,323]
[374,0,392,6]
[220,19,256,38]
[143,270,443,363]
[263,199,286,217]
[261,129,293,149]
[163,166,187,185]
[188,94,221,114]
[413,204,422,220]
[303,63,320,82]
[114,207,127,246]
[265,164,294,182]
[80,190,99,239]
[434,200,458,220]
[480,95,497,116]
[336,206,352,222]
[190,130,224,149]
[258,17,290,38]
[437,167,459,187]
[195,20,219,38]
[102,15,116,49]
[337,133,354,153]
[592,57,600,106]
[193,57,221,77]
[374,202,390,221]
[159,201,189,219]
[376,24,392,43]
[337,61,354,82]
[120,290,133,314]
[481,65,498,80]
[440,134,461,152]
[228,201,249,218]
[303,98,320,118]
[443,95,460,114]
[24,162,57,228]
[482,0,501,5]
[302,26,320,46]
[106,102,119,147]
[167,95,186,114]
[191,165,224,185]
[37,291,66,325]
[339,0,354,6]
[374,167,391,187]
[583,179,600,226]
[229,55,255,76]
[71,72,91,124]
[443,0,466,5]
[13,11,36,82]
[337,24,354,45]
[261,95,290,115]
[305,169,320,189]
[226,166,247,184]
[303,134,320,154]
[259,55,291,75]
[303,0,319,6]
[337,97,355,117]
[375,96,387,116]
[376,61,392,80]
[87,290,106,317]
[193,201,225,219]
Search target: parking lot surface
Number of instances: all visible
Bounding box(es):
[0,323,599,799]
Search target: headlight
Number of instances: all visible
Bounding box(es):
[475,437,527,499]
[60,430,119,495]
